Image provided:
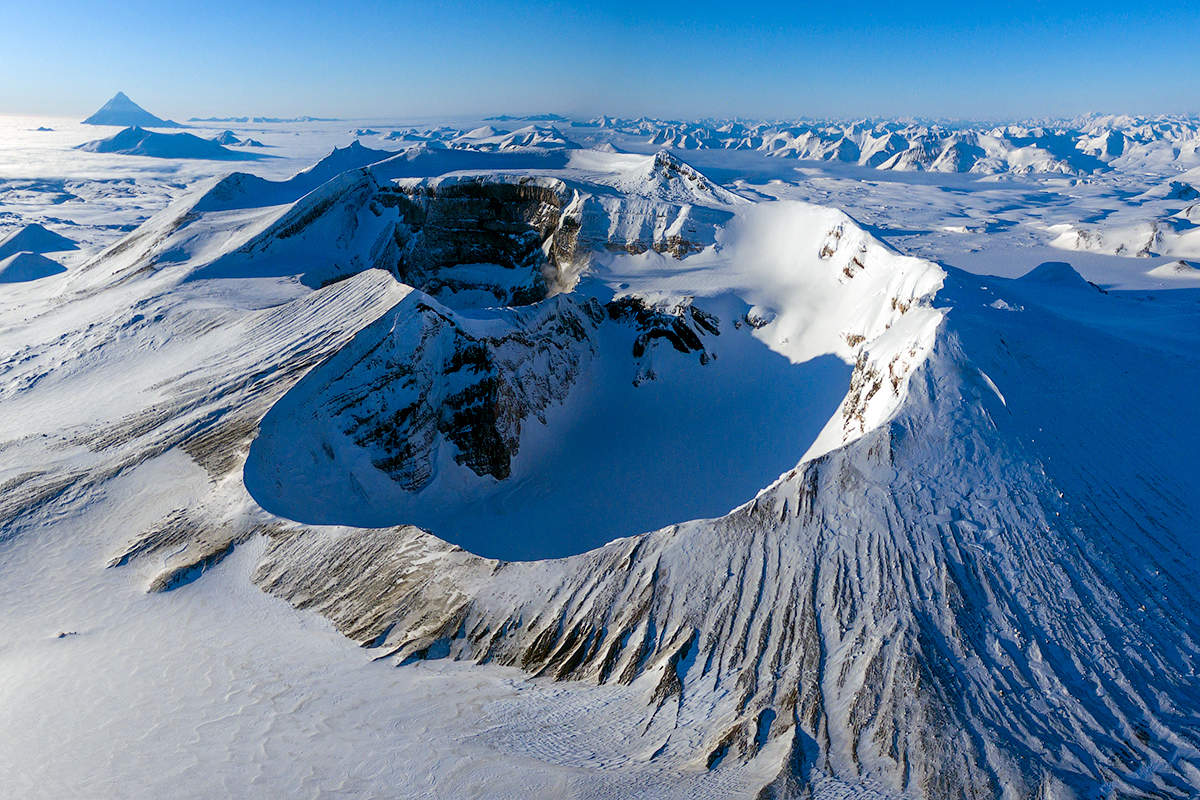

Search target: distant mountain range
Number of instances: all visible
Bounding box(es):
[188,115,340,123]
[604,114,1200,176]
[484,113,568,122]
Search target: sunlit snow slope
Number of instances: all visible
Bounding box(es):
[2,136,1198,800]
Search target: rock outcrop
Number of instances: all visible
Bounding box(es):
[320,292,602,487]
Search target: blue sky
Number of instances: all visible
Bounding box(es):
[3,0,1197,119]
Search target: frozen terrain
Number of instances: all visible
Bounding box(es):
[1,107,1198,800]
[82,91,183,128]
[77,126,265,161]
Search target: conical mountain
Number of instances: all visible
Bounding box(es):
[0,223,78,260]
[0,251,66,283]
[82,91,181,127]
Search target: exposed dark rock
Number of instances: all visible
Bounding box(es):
[333,294,601,488]
[383,179,574,305]
[605,295,719,365]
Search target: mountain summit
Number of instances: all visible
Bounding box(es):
[0,223,77,260]
[82,91,181,128]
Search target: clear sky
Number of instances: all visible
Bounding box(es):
[3,0,1197,120]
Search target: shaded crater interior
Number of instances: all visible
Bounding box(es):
[244,285,850,561]
[237,172,851,560]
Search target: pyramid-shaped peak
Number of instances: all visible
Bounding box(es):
[83,92,181,128]
[0,223,78,260]
[100,92,145,112]
[0,251,67,283]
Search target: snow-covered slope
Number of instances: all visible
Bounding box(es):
[2,135,1198,800]
[170,145,742,292]
[76,126,262,161]
[0,251,66,282]
[1048,213,1200,261]
[211,129,265,147]
[0,222,77,259]
[450,124,581,151]
[247,263,1200,800]
[1147,259,1200,280]
[82,91,181,128]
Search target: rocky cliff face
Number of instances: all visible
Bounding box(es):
[181,148,740,297]
[378,178,577,304]
[251,285,736,495]
[315,292,603,488]
[604,294,721,383]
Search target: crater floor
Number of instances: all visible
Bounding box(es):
[246,289,851,561]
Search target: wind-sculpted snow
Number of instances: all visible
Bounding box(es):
[3,136,1200,800]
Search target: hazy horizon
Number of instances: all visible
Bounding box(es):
[4,0,1198,121]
